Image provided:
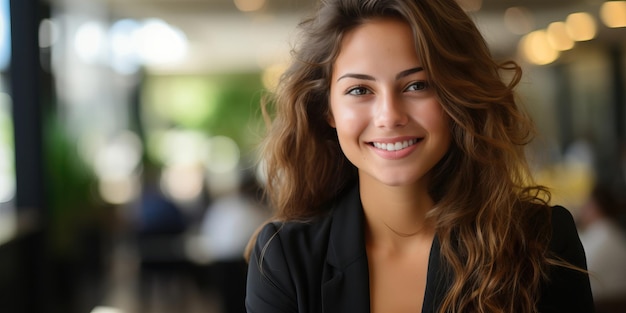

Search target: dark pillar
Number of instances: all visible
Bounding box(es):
[554,64,574,153]
[8,0,48,312]
[609,45,625,147]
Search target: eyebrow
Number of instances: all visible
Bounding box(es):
[336,67,424,82]
[396,67,424,79]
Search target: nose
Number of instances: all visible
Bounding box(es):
[374,93,408,128]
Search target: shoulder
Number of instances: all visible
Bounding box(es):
[248,210,336,288]
[550,205,576,230]
[252,184,360,265]
[538,205,595,313]
[246,184,364,312]
[548,205,586,266]
[254,214,333,264]
[245,211,335,312]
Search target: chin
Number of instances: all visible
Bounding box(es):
[374,174,420,187]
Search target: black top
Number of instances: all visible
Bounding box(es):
[246,185,594,313]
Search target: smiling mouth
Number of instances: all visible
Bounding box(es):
[370,138,422,152]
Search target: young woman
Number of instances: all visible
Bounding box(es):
[246,0,594,312]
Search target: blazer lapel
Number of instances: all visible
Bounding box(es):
[421,236,451,313]
[320,185,452,313]
[321,185,370,313]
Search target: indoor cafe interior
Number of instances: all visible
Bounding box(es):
[0,0,625,312]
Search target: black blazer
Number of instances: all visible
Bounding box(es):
[246,185,595,313]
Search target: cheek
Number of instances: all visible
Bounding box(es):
[334,120,356,140]
[331,106,367,139]
[417,103,452,149]
[422,102,449,131]
[330,111,365,150]
[436,114,451,137]
[330,100,365,124]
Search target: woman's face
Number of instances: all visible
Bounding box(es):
[328,18,451,189]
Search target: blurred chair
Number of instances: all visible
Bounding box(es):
[135,168,193,313]
[577,183,626,313]
[194,172,270,313]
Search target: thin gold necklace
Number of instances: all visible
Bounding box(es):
[383,221,425,237]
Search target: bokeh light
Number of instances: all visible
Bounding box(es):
[38,18,60,49]
[503,6,535,35]
[109,19,142,74]
[93,131,143,204]
[134,19,188,65]
[155,129,209,166]
[565,12,597,41]
[74,21,107,64]
[90,307,124,313]
[99,175,139,205]
[205,136,240,174]
[234,0,266,12]
[161,162,205,202]
[600,1,626,28]
[546,21,575,51]
[520,30,560,65]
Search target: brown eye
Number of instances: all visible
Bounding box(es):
[405,81,428,91]
[347,86,371,95]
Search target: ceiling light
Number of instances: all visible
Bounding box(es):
[546,22,575,51]
[600,1,626,28]
[520,30,559,65]
[565,12,597,41]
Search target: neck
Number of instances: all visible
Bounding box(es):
[359,176,435,250]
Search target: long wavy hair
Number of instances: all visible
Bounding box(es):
[255,0,557,312]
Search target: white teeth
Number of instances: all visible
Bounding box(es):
[373,139,418,151]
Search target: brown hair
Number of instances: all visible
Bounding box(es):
[255,0,555,312]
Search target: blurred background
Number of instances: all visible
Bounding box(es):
[0,0,624,312]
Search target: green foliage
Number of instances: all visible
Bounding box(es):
[43,113,100,257]
[142,72,267,153]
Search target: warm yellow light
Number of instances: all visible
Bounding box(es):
[546,22,575,51]
[520,30,559,65]
[565,12,597,41]
[234,0,266,12]
[161,163,205,202]
[99,176,139,205]
[600,1,626,28]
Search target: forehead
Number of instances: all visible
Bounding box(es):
[333,18,422,76]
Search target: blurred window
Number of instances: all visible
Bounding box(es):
[0,0,16,246]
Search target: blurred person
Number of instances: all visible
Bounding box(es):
[135,163,192,312]
[137,168,188,236]
[578,183,626,312]
[199,171,270,313]
[245,0,594,312]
